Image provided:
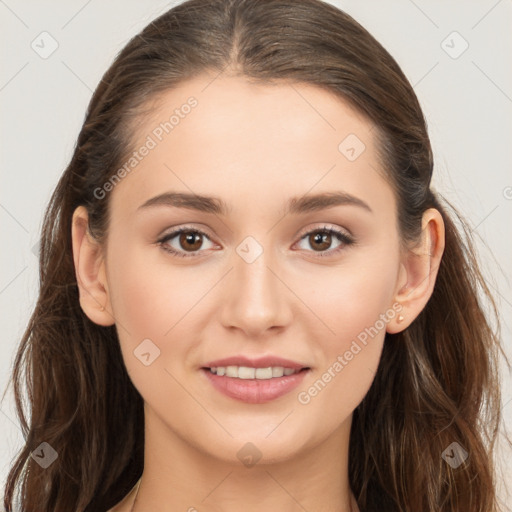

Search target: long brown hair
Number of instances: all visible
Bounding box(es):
[2,0,509,510]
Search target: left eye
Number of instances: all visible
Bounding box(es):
[294,226,354,257]
[157,225,354,258]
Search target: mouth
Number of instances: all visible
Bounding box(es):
[202,365,310,379]
[200,361,311,403]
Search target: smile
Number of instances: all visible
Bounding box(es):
[208,365,304,379]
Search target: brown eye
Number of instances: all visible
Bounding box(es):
[308,231,333,252]
[178,231,203,252]
[295,226,354,257]
[158,228,215,258]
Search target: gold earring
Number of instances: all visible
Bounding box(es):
[397,314,404,323]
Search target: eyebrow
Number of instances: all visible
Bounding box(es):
[137,191,373,216]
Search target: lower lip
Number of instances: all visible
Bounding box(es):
[201,368,310,404]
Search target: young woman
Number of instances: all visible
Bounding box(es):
[3,0,508,510]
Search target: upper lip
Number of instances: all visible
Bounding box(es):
[202,355,310,371]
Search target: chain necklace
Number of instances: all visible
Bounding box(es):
[129,477,355,512]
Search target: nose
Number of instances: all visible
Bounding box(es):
[219,244,293,338]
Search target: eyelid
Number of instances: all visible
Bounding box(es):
[294,223,353,242]
[158,224,213,240]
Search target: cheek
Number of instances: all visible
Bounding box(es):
[105,247,196,365]
[298,255,398,409]
[310,249,398,341]
[106,248,202,403]
[106,246,227,390]
[107,244,206,334]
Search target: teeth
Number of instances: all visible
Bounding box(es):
[239,366,255,379]
[209,365,301,379]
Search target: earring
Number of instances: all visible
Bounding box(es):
[99,305,105,311]
[397,314,404,324]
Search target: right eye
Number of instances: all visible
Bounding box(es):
[157,227,216,258]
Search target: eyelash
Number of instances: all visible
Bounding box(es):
[157,224,355,259]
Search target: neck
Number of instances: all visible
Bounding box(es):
[130,404,357,512]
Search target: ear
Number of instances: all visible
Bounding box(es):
[387,208,445,334]
[71,206,115,326]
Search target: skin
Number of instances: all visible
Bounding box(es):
[71,74,444,512]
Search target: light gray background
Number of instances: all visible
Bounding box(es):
[1,0,511,509]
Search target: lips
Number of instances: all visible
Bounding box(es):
[202,355,310,371]
[201,355,311,403]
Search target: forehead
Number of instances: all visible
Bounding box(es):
[109,74,393,221]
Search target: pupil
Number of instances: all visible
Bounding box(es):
[312,232,330,251]
[181,232,201,250]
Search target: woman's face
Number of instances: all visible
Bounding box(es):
[98,75,405,463]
